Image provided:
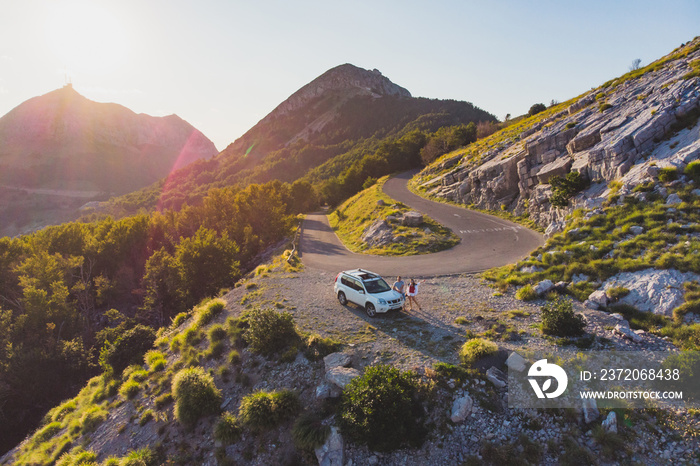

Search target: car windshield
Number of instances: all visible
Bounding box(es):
[364,278,391,294]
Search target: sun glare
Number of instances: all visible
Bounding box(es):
[45,2,128,75]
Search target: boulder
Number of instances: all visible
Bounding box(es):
[326,367,361,389]
[486,366,507,388]
[602,411,617,433]
[536,156,574,184]
[402,211,423,227]
[361,219,394,247]
[323,352,352,372]
[572,273,590,284]
[315,383,340,399]
[505,352,527,372]
[600,268,700,317]
[584,290,609,310]
[520,265,543,274]
[629,225,644,235]
[315,426,344,466]
[582,398,600,424]
[376,199,386,206]
[450,394,474,423]
[666,193,683,205]
[534,279,555,296]
[614,321,642,343]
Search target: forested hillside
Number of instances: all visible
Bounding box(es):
[101,64,495,216]
[0,180,313,455]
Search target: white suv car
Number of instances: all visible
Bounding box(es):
[334,269,404,317]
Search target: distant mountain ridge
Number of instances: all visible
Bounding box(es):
[107,64,495,213]
[0,84,218,193]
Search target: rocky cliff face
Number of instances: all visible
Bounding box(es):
[0,85,218,193]
[420,38,700,237]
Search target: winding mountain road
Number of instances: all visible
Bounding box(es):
[299,171,544,277]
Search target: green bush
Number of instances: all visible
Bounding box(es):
[459,338,499,367]
[55,447,98,466]
[606,286,630,301]
[244,309,298,355]
[541,298,586,337]
[528,103,546,116]
[196,298,226,327]
[208,324,227,343]
[34,421,62,443]
[99,325,156,375]
[121,447,158,466]
[214,412,241,445]
[292,412,331,450]
[303,334,342,360]
[661,351,700,400]
[658,167,679,182]
[227,350,241,365]
[549,172,589,207]
[172,367,222,427]
[685,160,700,184]
[79,407,107,434]
[139,409,154,426]
[171,312,189,328]
[238,389,300,431]
[119,380,140,399]
[515,284,538,301]
[339,365,426,451]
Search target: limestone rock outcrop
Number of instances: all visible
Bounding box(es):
[419,38,700,231]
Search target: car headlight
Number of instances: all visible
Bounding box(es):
[378,298,387,305]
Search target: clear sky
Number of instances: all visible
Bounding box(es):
[0,0,698,151]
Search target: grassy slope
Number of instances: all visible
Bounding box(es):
[328,176,460,256]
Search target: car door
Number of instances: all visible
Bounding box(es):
[346,277,365,306]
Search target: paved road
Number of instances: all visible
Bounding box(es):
[299,171,544,277]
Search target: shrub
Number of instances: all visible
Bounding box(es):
[528,103,546,116]
[685,160,700,184]
[119,380,140,399]
[171,312,188,328]
[606,286,630,301]
[155,393,173,410]
[50,399,77,422]
[122,447,158,466]
[99,325,156,375]
[516,284,538,301]
[214,412,241,445]
[206,340,225,360]
[238,389,300,431]
[339,365,426,451]
[80,407,107,434]
[658,167,679,182]
[227,350,241,365]
[172,367,222,427]
[303,334,342,360]
[599,102,613,112]
[662,351,700,400]
[244,309,298,355]
[55,448,97,466]
[541,298,586,337]
[208,324,227,343]
[292,412,331,450]
[549,171,589,207]
[139,409,154,426]
[196,298,226,327]
[459,338,499,367]
[34,422,62,443]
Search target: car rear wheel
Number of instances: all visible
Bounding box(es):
[365,303,376,318]
[337,291,347,305]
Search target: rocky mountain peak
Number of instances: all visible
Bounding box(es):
[263,64,411,121]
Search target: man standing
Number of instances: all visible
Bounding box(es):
[392,276,406,310]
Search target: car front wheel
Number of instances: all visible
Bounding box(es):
[338,291,347,305]
[365,303,376,318]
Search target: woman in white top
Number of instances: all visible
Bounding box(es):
[406,278,422,311]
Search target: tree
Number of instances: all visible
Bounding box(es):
[141,248,185,325]
[528,103,547,117]
[176,227,240,307]
[630,58,642,71]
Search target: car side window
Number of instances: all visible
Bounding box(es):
[351,279,364,291]
[341,277,351,287]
